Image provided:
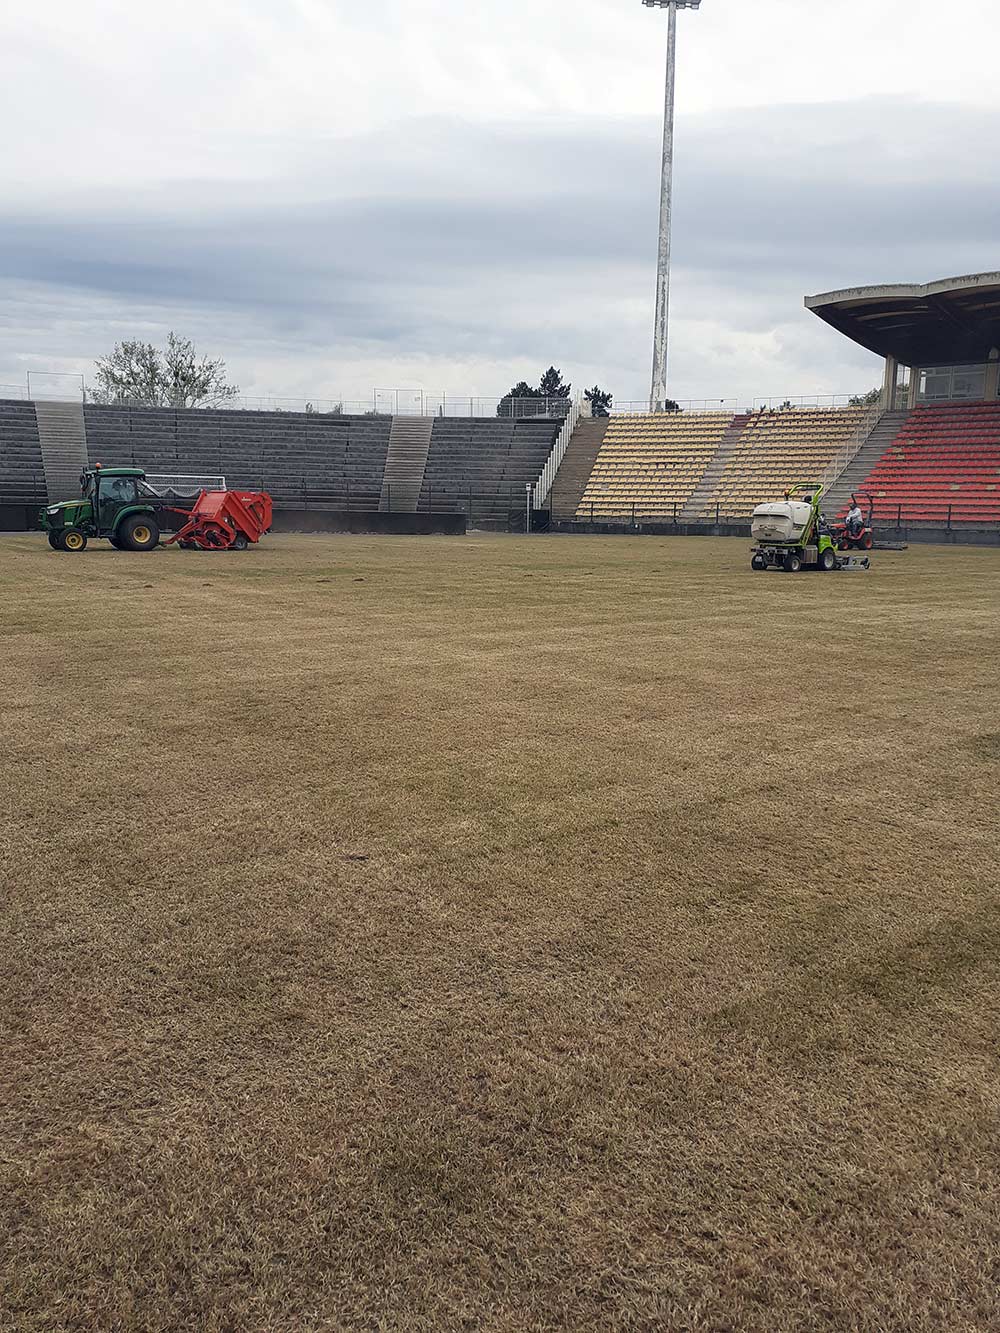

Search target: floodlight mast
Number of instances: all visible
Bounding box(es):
[644,0,701,412]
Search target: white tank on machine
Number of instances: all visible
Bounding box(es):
[751,499,814,543]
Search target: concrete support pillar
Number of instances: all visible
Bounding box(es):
[882,356,898,411]
[985,356,1000,401]
[908,369,922,409]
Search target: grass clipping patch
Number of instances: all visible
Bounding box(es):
[1,533,999,1331]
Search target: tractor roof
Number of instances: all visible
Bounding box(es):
[86,466,146,477]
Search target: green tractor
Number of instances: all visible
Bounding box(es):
[41,466,162,552]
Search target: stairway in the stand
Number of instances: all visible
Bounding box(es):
[822,410,908,518]
[379,416,434,513]
[548,417,608,521]
[34,401,89,503]
[679,413,747,521]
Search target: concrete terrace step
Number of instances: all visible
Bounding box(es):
[379,416,434,513]
[681,414,747,521]
[823,411,909,517]
[34,400,89,503]
[549,417,608,521]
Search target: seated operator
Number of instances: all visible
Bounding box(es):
[845,498,865,537]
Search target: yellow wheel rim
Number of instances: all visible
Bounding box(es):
[65,532,84,550]
[133,526,151,544]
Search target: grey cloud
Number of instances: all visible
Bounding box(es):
[1,97,997,401]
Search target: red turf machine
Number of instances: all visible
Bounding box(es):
[164,489,273,551]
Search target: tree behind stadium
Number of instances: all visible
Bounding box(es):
[497,367,574,418]
[90,333,239,408]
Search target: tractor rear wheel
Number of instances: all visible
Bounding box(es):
[62,528,87,552]
[819,547,837,572]
[47,531,64,550]
[751,553,767,571]
[783,552,802,574]
[118,515,160,552]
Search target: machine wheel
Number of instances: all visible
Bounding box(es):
[751,553,767,571]
[47,531,64,550]
[109,535,122,549]
[783,552,802,574]
[61,528,87,552]
[861,532,874,550]
[819,547,837,572]
[231,533,249,551]
[118,515,160,551]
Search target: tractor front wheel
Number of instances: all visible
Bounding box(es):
[61,528,87,552]
[231,533,249,551]
[783,552,802,574]
[819,547,837,572]
[118,515,160,552]
[751,553,767,571]
[47,531,64,550]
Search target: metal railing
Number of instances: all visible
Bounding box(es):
[565,501,999,531]
[609,393,875,415]
[2,374,883,419]
[610,398,740,414]
[821,401,884,491]
[212,393,575,420]
[2,476,997,536]
[0,384,576,420]
[532,398,583,510]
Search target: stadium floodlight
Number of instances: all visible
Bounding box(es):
[643,1,702,412]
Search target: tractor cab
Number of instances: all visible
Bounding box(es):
[41,465,161,552]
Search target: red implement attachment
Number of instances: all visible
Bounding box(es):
[165,490,273,551]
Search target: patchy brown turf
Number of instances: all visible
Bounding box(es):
[1,532,999,1331]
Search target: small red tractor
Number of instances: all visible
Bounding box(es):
[831,492,875,552]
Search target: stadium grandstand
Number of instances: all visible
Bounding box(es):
[550,271,1000,543]
[3,274,999,543]
[0,401,562,533]
[574,411,734,522]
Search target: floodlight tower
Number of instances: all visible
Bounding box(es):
[644,0,701,412]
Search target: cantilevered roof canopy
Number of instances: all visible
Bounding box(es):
[805,272,1000,365]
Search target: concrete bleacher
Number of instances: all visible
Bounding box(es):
[575,412,733,520]
[2,401,561,524]
[83,405,393,509]
[0,400,46,504]
[694,407,867,519]
[5,394,1000,540]
[849,402,1000,526]
[419,418,559,525]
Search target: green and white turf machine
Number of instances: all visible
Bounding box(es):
[750,483,871,573]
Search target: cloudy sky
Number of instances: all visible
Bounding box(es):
[1,0,998,408]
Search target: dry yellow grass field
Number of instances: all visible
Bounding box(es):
[2,532,999,1332]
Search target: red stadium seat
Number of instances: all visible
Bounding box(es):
[840,401,1000,526]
